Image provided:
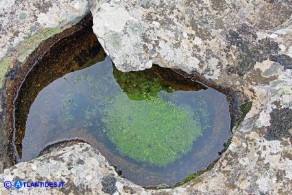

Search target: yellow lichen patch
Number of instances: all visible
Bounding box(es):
[17,28,62,63]
[0,28,61,87]
[0,57,10,86]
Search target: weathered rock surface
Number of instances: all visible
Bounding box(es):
[92,0,292,78]
[0,0,90,84]
[0,0,292,194]
[0,143,144,194]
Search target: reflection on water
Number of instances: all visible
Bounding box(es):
[14,29,231,187]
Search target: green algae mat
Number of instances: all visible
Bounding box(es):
[103,93,202,166]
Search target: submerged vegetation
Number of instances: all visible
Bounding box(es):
[173,171,203,187]
[101,65,209,166]
[113,66,174,100]
[51,59,209,167]
[102,93,202,166]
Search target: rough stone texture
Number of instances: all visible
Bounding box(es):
[0,0,90,174]
[0,0,292,194]
[91,0,291,79]
[265,108,292,140]
[0,143,144,194]
[0,0,90,85]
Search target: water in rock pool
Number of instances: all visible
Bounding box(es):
[14,56,231,187]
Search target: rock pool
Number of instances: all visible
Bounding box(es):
[13,29,231,187]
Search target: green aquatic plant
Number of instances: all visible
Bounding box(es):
[196,95,210,130]
[240,100,252,121]
[218,137,232,155]
[113,66,173,100]
[173,170,203,187]
[234,100,253,129]
[102,93,202,166]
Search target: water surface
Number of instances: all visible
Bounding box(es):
[14,38,231,187]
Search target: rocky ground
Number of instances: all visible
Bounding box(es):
[0,0,291,194]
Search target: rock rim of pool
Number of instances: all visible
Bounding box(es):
[4,15,233,188]
[0,0,291,194]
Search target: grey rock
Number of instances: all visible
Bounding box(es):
[0,0,292,194]
[102,175,117,195]
[270,54,292,69]
[265,108,292,141]
[0,143,144,194]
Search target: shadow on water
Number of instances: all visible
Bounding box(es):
[13,20,106,158]
[13,17,231,188]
